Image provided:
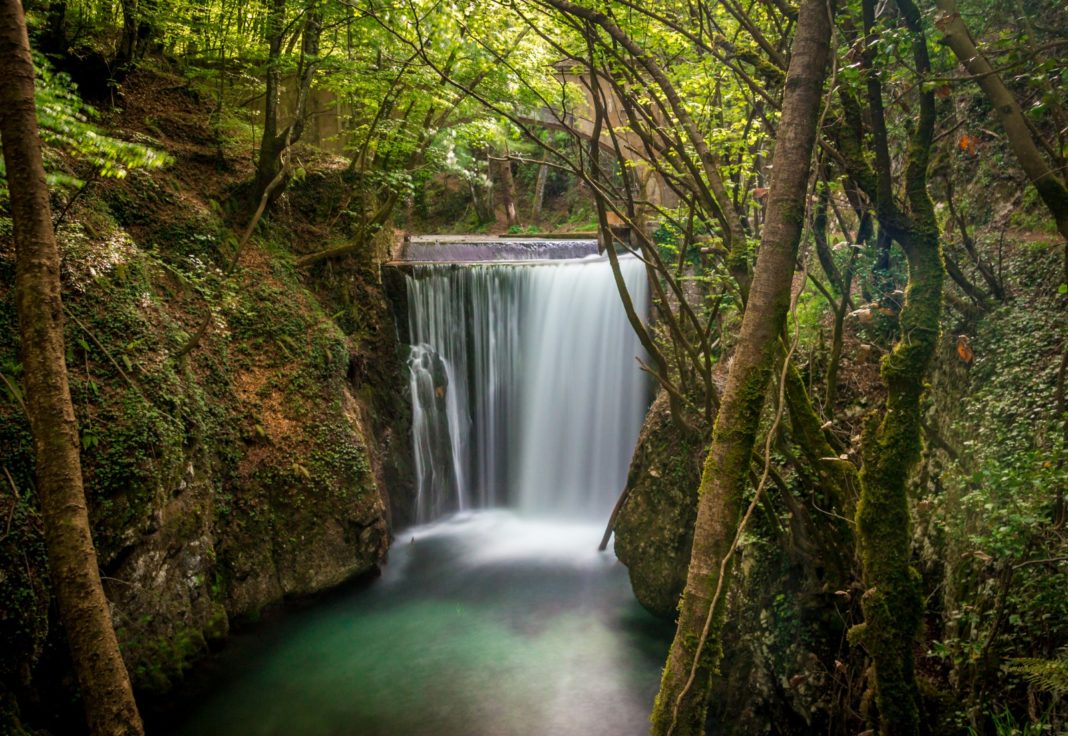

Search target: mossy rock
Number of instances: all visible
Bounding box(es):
[613,390,708,620]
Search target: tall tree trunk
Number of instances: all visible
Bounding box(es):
[40,0,67,56]
[531,155,549,220]
[847,1,942,732]
[649,1,832,732]
[115,0,158,68]
[498,148,519,227]
[0,2,144,734]
[116,0,138,65]
[252,0,321,207]
[253,0,285,198]
[469,149,496,225]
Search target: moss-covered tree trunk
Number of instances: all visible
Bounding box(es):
[0,2,144,734]
[649,0,833,732]
[851,223,941,736]
[846,0,944,732]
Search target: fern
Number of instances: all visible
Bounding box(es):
[1006,657,1068,696]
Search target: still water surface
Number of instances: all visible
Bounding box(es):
[163,512,672,736]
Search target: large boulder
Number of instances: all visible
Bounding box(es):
[613,390,708,620]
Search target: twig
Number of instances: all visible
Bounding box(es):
[64,308,139,393]
[52,171,99,231]
[2,466,19,540]
[599,481,632,552]
[2,466,18,499]
[1013,556,1068,570]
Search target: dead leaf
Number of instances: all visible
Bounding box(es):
[956,335,974,364]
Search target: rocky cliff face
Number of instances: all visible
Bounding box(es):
[0,71,412,731]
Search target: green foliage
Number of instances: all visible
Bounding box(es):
[0,55,169,199]
[37,71,169,179]
[1006,657,1068,697]
[970,708,1059,736]
[1,0,1065,731]
[922,244,1068,730]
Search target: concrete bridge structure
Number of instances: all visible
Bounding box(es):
[525,61,680,212]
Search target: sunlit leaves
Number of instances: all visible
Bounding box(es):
[0,57,169,204]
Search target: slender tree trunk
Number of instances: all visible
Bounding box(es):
[531,155,549,220]
[498,148,519,227]
[253,0,285,197]
[0,2,144,734]
[469,149,496,225]
[116,0,138,65]
[41,0,67,55]
[812,179,855,411]
[252,0,321,206]
[650,1,832,732]
[484,151,496,224]
[934,0,1068,272]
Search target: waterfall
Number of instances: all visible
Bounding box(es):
[404,250,650,523]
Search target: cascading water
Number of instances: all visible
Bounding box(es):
[164,241,672,736]
[405,247,650,522]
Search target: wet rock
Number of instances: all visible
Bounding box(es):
[613,390,708,620]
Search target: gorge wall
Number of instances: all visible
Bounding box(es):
[0,71,414,732]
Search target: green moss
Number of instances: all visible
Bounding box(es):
[0,80,407,722]
[853,230,943,736]
[614,391,710,619]
[124,624,210,694]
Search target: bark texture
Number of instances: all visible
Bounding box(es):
[649,0,833,732]
[0,2,144,734]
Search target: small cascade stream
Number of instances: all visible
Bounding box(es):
[406,250,650,522]
[164,240,668,736]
